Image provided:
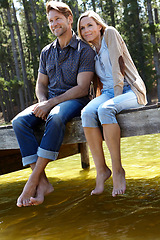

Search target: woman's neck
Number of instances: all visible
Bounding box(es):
[91,35,103,53]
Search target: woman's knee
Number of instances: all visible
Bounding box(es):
[81,106,97,120]
[81,108,99,127]
[98,105,117,124]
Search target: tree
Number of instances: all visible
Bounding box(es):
[22,0,39,81]
[12,1,33,105]
[6,0,25,110]
[29,0,41,55]
[146,0,160,100]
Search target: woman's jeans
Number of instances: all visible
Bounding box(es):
[82,85,143,127]
[12,99,88,167]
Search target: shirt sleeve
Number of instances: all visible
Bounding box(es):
[78,43,95,73]
[38,49,47,75]
[104,27,125,96]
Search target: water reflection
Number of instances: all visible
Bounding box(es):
[0,134,160,240]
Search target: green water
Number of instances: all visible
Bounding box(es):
[0,134,160,240]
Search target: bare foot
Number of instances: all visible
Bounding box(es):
[91,167,112,195]
[17,173,39,207]
[30,176,54,206]
[112,168,126,197]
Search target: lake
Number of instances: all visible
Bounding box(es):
[0,134,160,240]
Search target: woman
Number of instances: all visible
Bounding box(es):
[77,11,147,197]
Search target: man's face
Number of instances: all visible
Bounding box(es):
[48,10,72,37]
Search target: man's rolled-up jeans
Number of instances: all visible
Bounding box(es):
[12,98,88,167]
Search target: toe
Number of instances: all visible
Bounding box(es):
[17,197,23,207]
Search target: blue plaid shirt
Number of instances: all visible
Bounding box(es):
[39,32,95,99]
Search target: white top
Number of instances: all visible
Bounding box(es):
[94,37,114,90]
[94,36,128,92]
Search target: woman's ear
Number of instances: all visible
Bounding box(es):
[98,25,102,32]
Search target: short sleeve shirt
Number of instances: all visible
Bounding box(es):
[38,32,95,99]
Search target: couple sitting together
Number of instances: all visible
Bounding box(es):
[12,1,147,207]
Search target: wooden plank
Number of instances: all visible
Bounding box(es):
[0,117,86,150]
[0,149,23,175]
[0,126,19,150]
[0,103,160,175]
[78,143,90,169]
[117,106,160,137]
[0,144,80,175]
[1,104,160,150]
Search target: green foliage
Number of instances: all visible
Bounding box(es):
[0,0,159,120]
[121,0,156,92]
[0,77,5,89]
[0,0,9,9]
[0,76,23,92]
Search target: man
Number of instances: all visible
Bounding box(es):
[12,1,95,207]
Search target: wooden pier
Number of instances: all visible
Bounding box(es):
[0,103,160,175]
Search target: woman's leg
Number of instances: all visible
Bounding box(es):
[83,127,112,195]
[102,123,125,197]
[82,94,113,195]
[98,88,143,197]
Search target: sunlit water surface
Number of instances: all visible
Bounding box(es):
[0,134,160,240]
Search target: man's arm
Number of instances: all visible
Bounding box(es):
[33,71,94,120]
[33,72,49,120]
[35,72,49,102]
[48,71,94,106]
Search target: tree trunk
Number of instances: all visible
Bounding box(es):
[146,0,160,101]
[91,0,96,11]
[12,1,30,105]
[109,0,115,27]
[122,0,147,83]
[154,8,159,24]
[22,0,38,82]
[1,62,14,118]
[6,1,25,110]
[0,91,8,122]
[29,0,41,55]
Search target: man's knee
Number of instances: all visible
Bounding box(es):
[47,112,66,128]
[12,115,22,130]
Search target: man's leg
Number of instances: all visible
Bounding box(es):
[17,162,54,207]
[16,99,86,207]
[12,104,42,166]
[12,105,54,207]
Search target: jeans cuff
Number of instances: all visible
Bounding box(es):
[37,147,59,161]
[22,154,37,167]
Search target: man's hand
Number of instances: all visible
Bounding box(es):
[32,101,52,120]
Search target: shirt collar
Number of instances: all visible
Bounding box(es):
[52,31,79,50]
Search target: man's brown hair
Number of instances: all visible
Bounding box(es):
[46,1,73,18]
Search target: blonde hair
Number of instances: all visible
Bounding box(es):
[46,1,73,18]
[77,10,107,41]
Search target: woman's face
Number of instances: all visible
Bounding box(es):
[79,16,102,44]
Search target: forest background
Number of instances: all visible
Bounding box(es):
[0,0,159,123]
